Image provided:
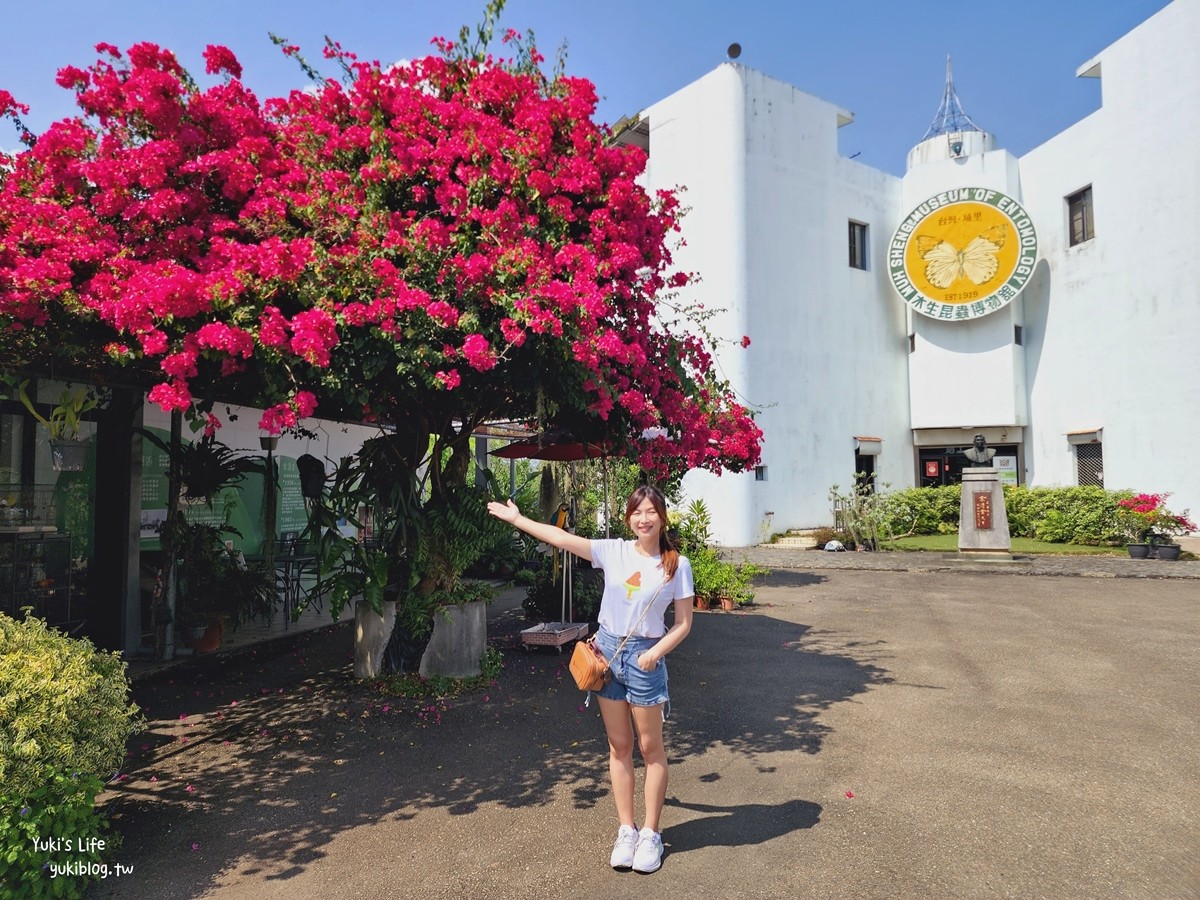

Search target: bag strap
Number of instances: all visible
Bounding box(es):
[597,577,670,663]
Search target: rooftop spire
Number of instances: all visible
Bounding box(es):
[920,56,982,141]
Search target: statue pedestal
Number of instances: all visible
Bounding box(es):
[957,468,1012,559]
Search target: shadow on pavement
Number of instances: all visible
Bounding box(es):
[663,797,823,851]
[91,582,888,897]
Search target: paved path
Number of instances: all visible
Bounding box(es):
[724,544,1200,579]
[87,562,1199,899]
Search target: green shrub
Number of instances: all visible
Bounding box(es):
[875,485,1133,545]
[1,771,107,898]
[1004,486,1125,545]
[878,485,961,535]
[1,614,142,897]
[522,561,602,623]
[807,527,839,548]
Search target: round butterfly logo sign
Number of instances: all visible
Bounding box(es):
[888,188,1038,321]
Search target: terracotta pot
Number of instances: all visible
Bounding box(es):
[694,595,712,611]
[718,595,736,611]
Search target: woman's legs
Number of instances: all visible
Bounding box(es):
[598,696,636,826]
[630,703,668,831]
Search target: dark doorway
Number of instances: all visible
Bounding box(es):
[854,452,876,493]
[918,444,1018,486]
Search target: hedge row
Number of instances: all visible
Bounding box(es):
[877,485,1135,545]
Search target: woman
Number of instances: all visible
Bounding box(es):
[487,485,694,874]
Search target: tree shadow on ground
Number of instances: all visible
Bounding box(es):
[88,588,890,897]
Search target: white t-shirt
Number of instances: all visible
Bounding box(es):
[590,539,694,638]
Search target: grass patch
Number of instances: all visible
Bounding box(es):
[881,534,1129,556]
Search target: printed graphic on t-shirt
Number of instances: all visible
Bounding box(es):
[623,571,642,599]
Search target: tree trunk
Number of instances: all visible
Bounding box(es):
[354,599,397,678]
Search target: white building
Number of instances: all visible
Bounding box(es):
[617,0,1200,546]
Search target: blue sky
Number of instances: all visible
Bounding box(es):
[0,1,1173,176]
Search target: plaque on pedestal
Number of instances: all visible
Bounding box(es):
[958,469,1012,559]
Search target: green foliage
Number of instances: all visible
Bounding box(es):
[882,534,1130,555]
[522,560,603,623]
[304,434,420,620]
[416,483,510,596]
[875,485,962,536]
[0,615,141,896]
[872,484,1143,546]
[375,644,504,702]
[675,499,764,605]
[0,614,142,797]
[1003,486,1126,545]
[673,499,712,556]
[479,645,503,681]
[138,432,264,505]
[829,479,906,549]
[169,518,276,627]
[1,771,108,898]
[16,381,99,442]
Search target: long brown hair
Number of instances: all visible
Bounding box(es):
[624,485,679,579]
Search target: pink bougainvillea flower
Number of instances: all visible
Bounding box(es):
[0,32,761,490]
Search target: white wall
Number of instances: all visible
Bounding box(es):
[903,150,1029,433]
[1018,0,1200,515]
[646,66,907,545]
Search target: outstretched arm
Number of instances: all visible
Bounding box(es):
[486,499,593,562]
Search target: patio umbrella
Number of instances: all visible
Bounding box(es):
[489,432,610,461]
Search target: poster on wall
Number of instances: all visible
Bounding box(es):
[139,428,309,552]
[993,455,1017,485]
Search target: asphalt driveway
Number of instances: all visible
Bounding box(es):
[88,567,1199,899]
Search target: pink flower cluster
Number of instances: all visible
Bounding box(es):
[1116,493,1195,538]
[0,37,761,471]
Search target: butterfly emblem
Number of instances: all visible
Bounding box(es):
[914,224,1007,289]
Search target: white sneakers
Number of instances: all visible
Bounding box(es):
[631,827,663,874]
[610,824,639,869]
[610,825,664,872]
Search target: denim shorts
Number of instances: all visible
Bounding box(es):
[593,626,670,708]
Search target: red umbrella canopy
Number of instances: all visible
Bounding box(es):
[489,431,610,461]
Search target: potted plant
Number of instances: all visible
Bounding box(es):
[17,381,100,471]
[1116,493,1195,559]
[172,519,278,650]
[687,547,721,610]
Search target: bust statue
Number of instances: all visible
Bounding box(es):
[962,434,996,465]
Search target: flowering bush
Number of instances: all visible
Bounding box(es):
[1115,493,1196,543]
[1,8,763,663]
[0,14,761,481]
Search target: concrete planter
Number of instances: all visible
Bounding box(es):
[420,599,487,678]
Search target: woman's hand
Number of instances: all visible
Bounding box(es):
[487,498,521,524]
[636,651,660,672]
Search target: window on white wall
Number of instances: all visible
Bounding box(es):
[1076,443,1103,487]
[1067,187,1094,246]
[848,221,868,270]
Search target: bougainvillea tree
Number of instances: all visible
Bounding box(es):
[1,7,761,659]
